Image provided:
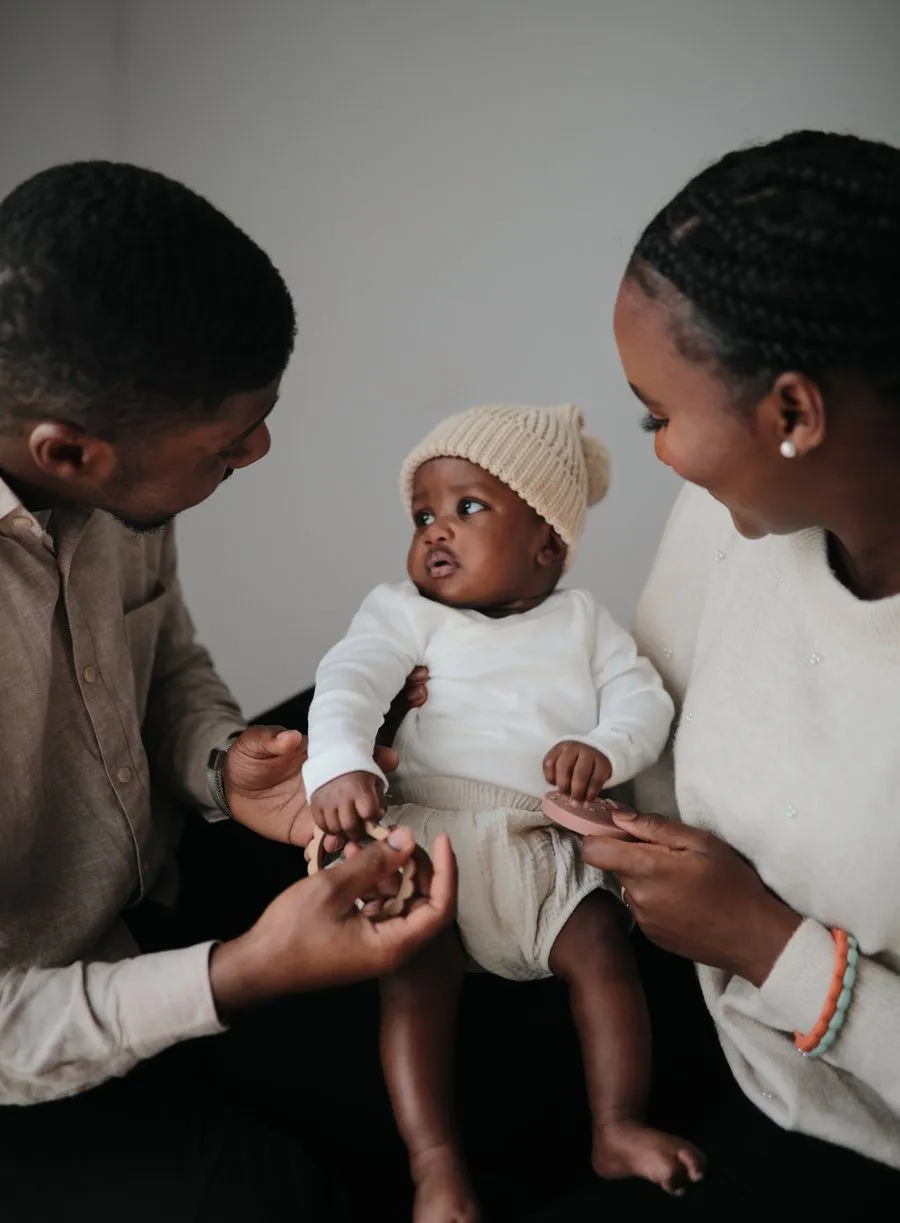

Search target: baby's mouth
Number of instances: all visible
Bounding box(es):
[425,547,459,578]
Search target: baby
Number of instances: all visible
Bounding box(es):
[303,404,704,1221]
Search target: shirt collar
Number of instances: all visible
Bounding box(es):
[0,472,54,545]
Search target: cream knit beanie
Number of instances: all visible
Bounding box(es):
[400,403,610,567]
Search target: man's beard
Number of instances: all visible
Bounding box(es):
[107,467,234,535]
[108,510,176,536]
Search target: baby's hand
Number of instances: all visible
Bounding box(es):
[543,741,612,803]
[311,771,386,841]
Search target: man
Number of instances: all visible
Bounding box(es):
[0,161,455,1220]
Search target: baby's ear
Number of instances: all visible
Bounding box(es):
[537,526,567,569]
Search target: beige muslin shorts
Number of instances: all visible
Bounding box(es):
[388,777,607,982]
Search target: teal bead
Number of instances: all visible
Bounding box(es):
[810,1030,837,1058]
[796,931,860,1061]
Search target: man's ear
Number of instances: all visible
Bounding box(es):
[27,421,117,484]
[536,525,567,570]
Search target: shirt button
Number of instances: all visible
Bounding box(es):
[116,766,133,785]
[82,665,98,684]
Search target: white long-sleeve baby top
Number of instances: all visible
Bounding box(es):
[302,582,674,802]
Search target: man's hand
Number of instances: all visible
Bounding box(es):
[209,827,457,1013]
[543,741,612,802]
[223,725,397,848]
[310,770,385,841]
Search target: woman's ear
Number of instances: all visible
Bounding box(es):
[536,525,567,570]
[757,371,827,458]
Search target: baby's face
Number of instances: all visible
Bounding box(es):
[407,457,564,614]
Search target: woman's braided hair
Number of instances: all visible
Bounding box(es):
[629,130,900,408]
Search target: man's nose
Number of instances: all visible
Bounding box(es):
[232,422,272,469]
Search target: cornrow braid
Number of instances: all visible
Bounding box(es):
[629,130,900,405]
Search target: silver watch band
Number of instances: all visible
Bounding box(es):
[206,730,243,816]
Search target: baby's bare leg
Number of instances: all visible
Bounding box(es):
[379,926,480,1223]
[549,891,705,1196]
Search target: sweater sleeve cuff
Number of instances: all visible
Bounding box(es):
[757,918,836,1035]
[109,942,225,1059]
[302,746,388,802]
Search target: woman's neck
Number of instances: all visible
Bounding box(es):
[827,527,900,602]
[826,462,900,599]
[816,393,900,601]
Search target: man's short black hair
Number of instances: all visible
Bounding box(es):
[0,161,296,436]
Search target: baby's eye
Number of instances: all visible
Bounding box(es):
[458,498,487,517]
[414,510,435,528]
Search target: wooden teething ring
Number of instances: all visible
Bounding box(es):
[305,820,417,920]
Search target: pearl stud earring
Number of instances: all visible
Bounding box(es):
[780,439,798,459]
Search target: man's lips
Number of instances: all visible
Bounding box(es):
[425,547,459,578]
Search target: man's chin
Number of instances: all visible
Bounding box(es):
[106,509,177,536]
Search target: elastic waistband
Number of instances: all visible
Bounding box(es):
[391,775,543,813]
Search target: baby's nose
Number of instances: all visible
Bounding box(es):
[423,517,451,544]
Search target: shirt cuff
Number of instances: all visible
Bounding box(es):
[110,942,225,1058]
[302,745,388,802]
[757,917,835,1035]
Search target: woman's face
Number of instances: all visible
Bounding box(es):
[613,275,815,540]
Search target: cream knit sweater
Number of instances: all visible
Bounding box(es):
[633,485,900,1168]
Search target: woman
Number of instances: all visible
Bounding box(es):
[539,129,900,1218]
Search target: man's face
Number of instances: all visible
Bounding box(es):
[80,380,281,532]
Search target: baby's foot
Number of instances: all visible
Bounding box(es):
[592,1120,706,1196]
[411,1144,481,1223]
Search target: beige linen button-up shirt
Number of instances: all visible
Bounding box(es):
[0,475,245,1103]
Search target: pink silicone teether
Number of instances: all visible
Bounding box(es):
[541,792,634,839]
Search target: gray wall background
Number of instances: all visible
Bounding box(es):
[3,0,900,714]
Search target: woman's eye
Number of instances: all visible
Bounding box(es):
[414,511,435,528]
[640,412,667,434]
[459,498,487,517]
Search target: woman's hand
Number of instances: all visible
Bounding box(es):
[583,809,802,988]
[209,827,457,1013]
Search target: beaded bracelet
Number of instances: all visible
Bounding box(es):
[794,929,859,1058]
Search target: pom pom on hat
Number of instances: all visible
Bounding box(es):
[582,433,611,506]
[400,403,610,568]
